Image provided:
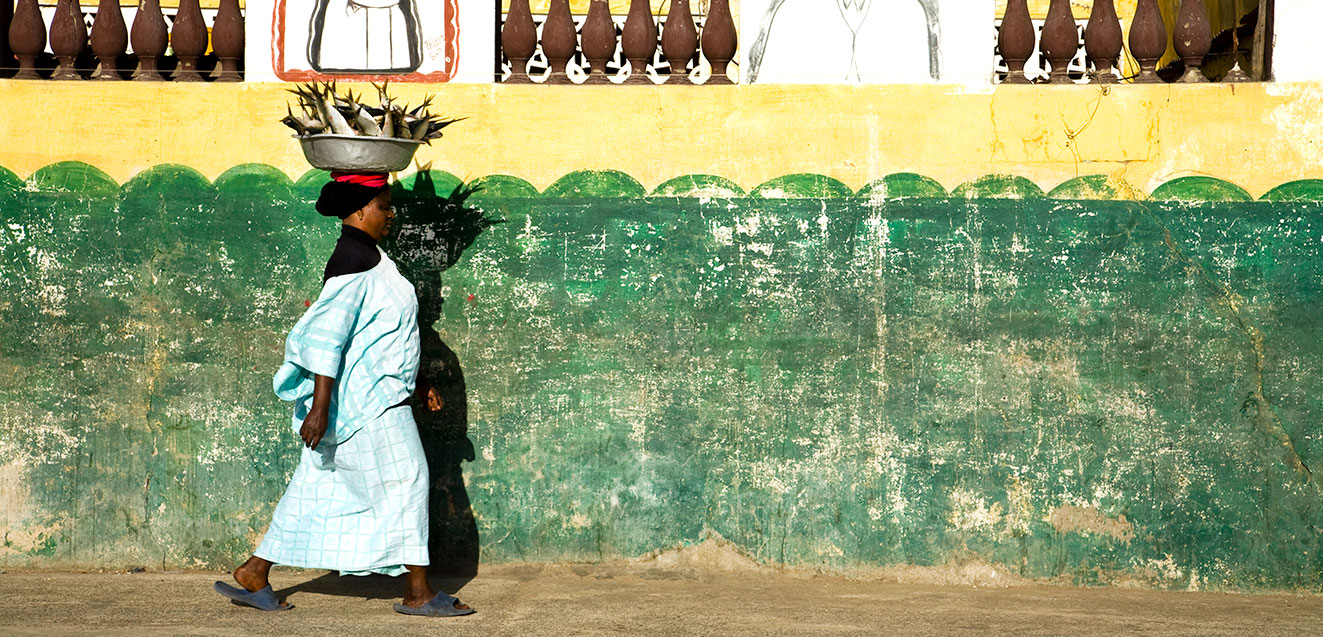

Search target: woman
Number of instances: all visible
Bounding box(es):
[213,172,474,617]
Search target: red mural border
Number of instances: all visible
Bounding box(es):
[273,0,460,82]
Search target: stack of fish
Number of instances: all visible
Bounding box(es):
[281,82,461,144]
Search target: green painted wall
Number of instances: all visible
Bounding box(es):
[1,164,1321,591]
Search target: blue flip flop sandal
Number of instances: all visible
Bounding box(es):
[392,591,475,617]
[213,581,294,611]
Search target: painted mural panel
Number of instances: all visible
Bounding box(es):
[243,0,496,82]
[277,0,455,79]
[741,0,991,84]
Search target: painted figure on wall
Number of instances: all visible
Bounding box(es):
[309,0,423,73]
[745,0,943,83]
[275,0,458,82]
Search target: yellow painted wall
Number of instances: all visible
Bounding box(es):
[0,80,1319,197]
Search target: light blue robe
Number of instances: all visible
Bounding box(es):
[256,249,429,576]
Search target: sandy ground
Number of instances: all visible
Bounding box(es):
[0,564,1320,637]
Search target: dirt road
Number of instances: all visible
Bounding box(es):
[1,565,1318,636]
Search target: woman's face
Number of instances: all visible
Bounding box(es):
[354,190,395,241]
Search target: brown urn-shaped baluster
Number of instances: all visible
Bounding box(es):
[1039,0,1077,84]
[1128,0,1167,83]
[9,0,46,80]
[171,0,208,81]
[49,0,88,80]
[131,0,169,81]
[660,0,697,83]
[541,0,577,84]
[211,0,244,81]
[997,0,1034,84]
[90,0,128,80]
[701,0,736,84]
[580,0,616,84]
[1083,0,1122,83]
[1174,0,1210,83]
[501,0,536,83]
[620,0,657,84]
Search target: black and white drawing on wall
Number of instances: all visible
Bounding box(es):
[310,0,423,73]
[278,0,455,78]
[740,0,986,84]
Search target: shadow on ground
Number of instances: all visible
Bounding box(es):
[275,572,474,601]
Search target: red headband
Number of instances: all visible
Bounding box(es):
[330,171,389,188]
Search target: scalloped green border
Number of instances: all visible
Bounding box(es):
[1150,177,1253,202]
[0,166,22,194]
[1260,180,1323,203]
[857,173,948,199]
[27,161,119,196]
[953,175,1044,200]
[120,164,215,200]
[751,174,853,198]
[543,170,645,198]
[469,174,539,198]
[215,164,294,193]
[652,175,745,198]
[3,164,1322,202]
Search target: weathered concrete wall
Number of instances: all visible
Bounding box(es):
[2,77,1323,591]
[1,163,1319,590]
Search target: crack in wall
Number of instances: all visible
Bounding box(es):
[1138,204,1315,485]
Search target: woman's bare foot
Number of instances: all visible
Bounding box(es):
[400,565,471,611]
[233,556,274,593]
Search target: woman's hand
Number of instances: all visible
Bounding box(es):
[300,407,329,450]
[416,376,444,412]
[426,386,444,412]
[301,374,335,450]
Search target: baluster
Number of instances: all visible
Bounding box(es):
[997,0,1034,84]
[212,0,244,82]
[1039,0,1077,84]
[501,0,536,83]
[541,0,576,84]
[660,0,696,84]
[1128,0,1167,83]
[1174,0,1210,82]
[620,0,657,84]
[1083,0,1121,83]
[9,0,46,80]
[131,0,168,81]
[90,0,128,80]
[171,0,208,81]
[701,0,736,84]
[50,0,87,80]
[581,0,616,84]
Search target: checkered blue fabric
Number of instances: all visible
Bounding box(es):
[259,249,428,575]
[274,249,421,444]
[255,405,429,575]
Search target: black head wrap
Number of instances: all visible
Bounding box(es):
[315,181,390,219]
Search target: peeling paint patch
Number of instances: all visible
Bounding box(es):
[1269,85,1323,170]
[1049,505,1135,542]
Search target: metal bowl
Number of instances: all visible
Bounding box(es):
[297,134,424,172]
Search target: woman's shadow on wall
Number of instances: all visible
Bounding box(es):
[391,170,500,584]
[277,169,499,601]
